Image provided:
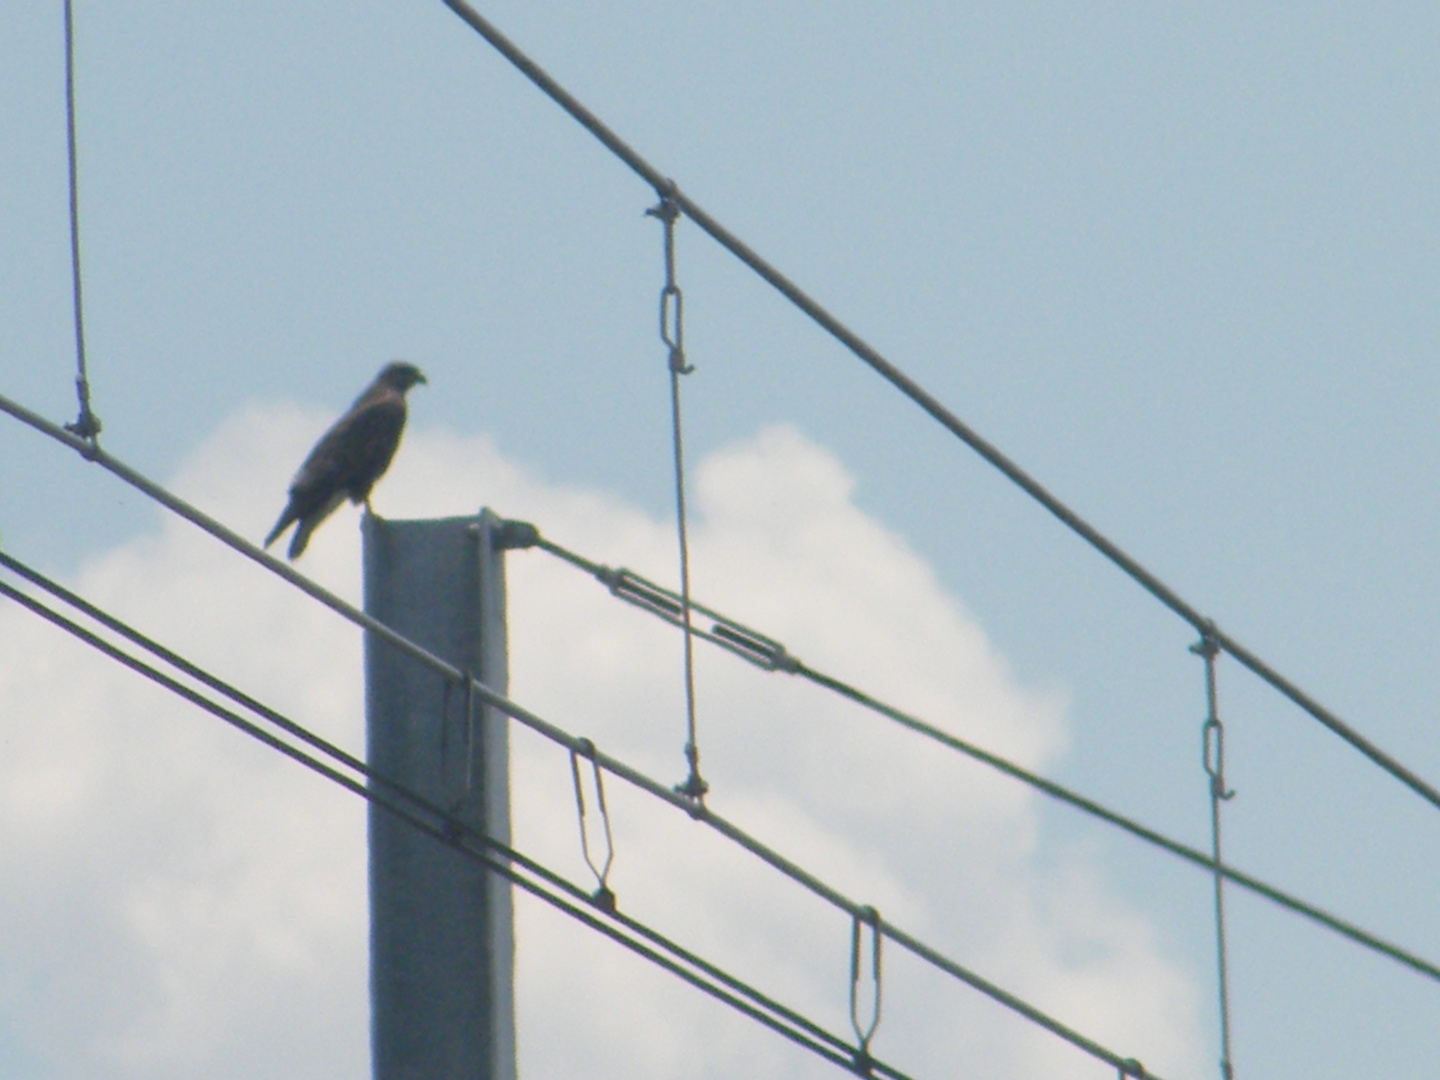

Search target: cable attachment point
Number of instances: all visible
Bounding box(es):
[1188,622,1220,661]
[646,192,692,375]
[1192,629,1234,802]
[492,517,541,551]
[64,376,102,445]
[848,906,883,1074]
[674,742,709,811]
[570,737,617,911]
[1117,1058,1148,1078]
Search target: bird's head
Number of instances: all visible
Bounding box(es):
[376,361,428,393]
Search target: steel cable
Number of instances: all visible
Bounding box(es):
[13,377,1440,1066]
[0,540,1158,1074]
[0,387,1432,1067]
[0,514,1161,1076]
[432,0,1440,818]
[0,564,914,1080]
[527,529,1440,987]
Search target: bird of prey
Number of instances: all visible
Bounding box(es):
[264,361,427,560]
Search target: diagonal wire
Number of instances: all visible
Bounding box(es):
[1,387,1437,1008]
[431,0,1440,819]
[1,391,1437,996]
[10,380,1439,1060]
[0,496,1161,1079]
[0,565,915,1080]
[0,390,452,677]
[527,529,1440,987]
[10,0,1431,1061]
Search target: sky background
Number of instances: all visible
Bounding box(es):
[2,2,1439,1078]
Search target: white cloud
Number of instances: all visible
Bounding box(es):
[0,406,1206,1078]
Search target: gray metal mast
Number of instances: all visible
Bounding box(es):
[363,509,517,1080]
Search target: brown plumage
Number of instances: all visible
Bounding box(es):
[264,361,427,560]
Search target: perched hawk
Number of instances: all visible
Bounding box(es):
[264,361,428,560]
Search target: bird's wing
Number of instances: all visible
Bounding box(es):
[285,488,347,560]
[263,379,412,558]
[287,392,407,514]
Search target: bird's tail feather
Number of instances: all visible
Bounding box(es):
[288,517,317,560]
[263,511,293,551]
[286,490,347,560]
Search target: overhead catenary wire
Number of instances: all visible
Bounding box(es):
[21,2,1430,1069]
[3,391,1438,1016]
[431,0,1440,819]
[0,397,1428,1077]
[0,469,1163,1079]
[28,0,1440,950]
[0,562,915,1080]
[528,529,1440,987]
[0,390,449,678]
[0,557,865,1070]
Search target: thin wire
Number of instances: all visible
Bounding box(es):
[648,193,707,802]
[3,392,1428,1066]
[0,570,860,1067]
[0,529,1158,1078]
[1,397,1437,993]
[1194,632,1237,1080]
[61,0,100,443]
[431,0,1440,819]
[0,390,458,678]
[526,530,1440,986]
[0,569,915,1080]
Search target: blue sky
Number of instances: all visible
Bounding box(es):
[3,3,1439,1078]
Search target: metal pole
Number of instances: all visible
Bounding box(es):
[363,509,516,1080]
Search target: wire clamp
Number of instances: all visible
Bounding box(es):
[848,905,883,1073]
[492,517,541,550]
[1188,620,1220,661]
[674,742,710,811]
[1193,629,1234,802]
[570,737,618,910]
[64,381,102,445]
[647,192,692,375]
